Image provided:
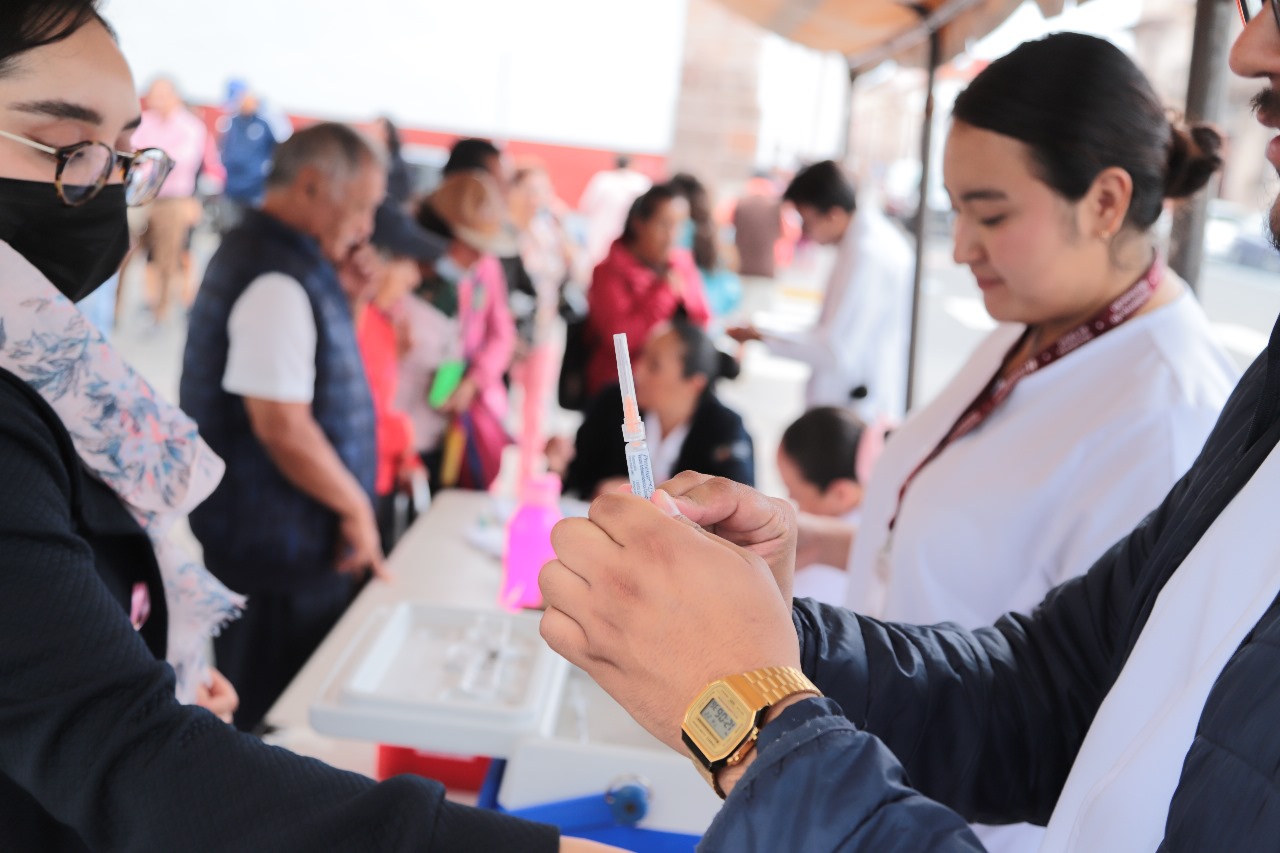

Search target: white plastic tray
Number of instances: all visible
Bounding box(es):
[310,603,569,758]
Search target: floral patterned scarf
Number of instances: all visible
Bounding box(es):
[0,241,243,703]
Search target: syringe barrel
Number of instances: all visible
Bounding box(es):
[625,441,656,499]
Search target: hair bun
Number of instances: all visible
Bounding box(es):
[1164,122,1223,199]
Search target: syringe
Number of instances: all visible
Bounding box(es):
[614,333,656,499]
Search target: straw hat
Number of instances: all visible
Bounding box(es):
[426,171,518,256]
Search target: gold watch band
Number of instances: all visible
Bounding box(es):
[721,666,821,711]
[698,666,822,799]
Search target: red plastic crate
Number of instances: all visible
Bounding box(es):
[375,744,493,792]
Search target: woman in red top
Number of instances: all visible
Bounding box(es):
[584,183,710,398]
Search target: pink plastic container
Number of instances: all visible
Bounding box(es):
[516,343,556,495]
[501,474,562,612]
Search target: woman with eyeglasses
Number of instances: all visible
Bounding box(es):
[0,3,619,851]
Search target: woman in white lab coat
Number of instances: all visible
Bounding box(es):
[729,161,915,422]
[794,33,1238,853]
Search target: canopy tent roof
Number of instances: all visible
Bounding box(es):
[719,0,1097,69]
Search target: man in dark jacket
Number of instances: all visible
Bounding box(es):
[216,89,277,232]
[539,13,1280,851]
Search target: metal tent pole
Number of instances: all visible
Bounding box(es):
[839,63,858,161]
[906,23,941,410]
[1168,0,1235,292]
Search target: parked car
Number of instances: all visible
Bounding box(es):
[1206,200,1280,274]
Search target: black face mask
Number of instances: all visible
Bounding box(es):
[0,178,130,303]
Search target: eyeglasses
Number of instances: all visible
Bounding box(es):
[1239,0,1280,30]
[0,130,174,207]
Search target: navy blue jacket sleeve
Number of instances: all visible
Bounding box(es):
[791,494,1177,828]
[706,350,1267,851]
[705,444,1206,852]
[702,697,984,851]
[0,378,558,852]
[704,496,1177,851]
[789,358,1263,831]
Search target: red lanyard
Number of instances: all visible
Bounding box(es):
[888,258,1163,531]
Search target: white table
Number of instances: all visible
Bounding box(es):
[264,490,510,778]
[264,489,724,834]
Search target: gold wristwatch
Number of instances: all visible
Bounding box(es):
[681,666,821,799]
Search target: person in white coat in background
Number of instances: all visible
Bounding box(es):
[578,153,651,266]
[729,160,914,423]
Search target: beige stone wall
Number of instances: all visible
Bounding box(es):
[668,0,765,194]
[842,2,1272,215]
[667,0,1272,217]
[847,68,930,182]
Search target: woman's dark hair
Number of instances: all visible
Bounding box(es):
[444,138,501,176]
[0,1,109,77]
[783,160,856,214]
[668,307,740,390]
[952,32,1222,233]
[781,407,866,490]
[621,182,682,244]
[378,116,403,158]
[668,172,718,271]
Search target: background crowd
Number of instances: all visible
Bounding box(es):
[105,63,1235,760]
[8,0,1280,848]
[109,73,896,735]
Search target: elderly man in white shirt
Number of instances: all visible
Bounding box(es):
[181,123,389,732]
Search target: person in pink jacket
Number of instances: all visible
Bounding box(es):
[405,171,518,489]
[460,253,518,421]
[584,182,711,399]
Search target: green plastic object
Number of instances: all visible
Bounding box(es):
[429,359,467,408]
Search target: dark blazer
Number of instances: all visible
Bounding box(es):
[702,325,1280,851]
[564,383,754,498]
[0,367,556,851]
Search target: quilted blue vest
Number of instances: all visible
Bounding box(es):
[180,210,375,593]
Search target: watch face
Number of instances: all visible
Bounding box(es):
[684,682,753,763]
[700,697,738,740]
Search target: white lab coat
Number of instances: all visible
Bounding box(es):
[579,168,652,266]
[844,291,1237,853]
[1039,437,1280,851]
[759,206,913,421]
